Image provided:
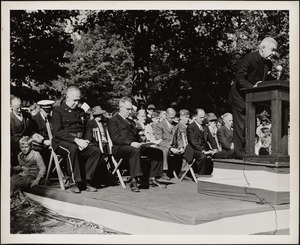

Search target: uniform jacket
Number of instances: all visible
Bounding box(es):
[10,111,34,144]
[217,125,234,150]
[229,50,273,109]
[51,103,86,150]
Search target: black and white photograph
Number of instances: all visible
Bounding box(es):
[1,1,299,244]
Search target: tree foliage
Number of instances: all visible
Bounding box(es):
[10,10,76,102]
[56,23,134,111]
[10,10,289,114]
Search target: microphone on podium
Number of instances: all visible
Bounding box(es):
[276,65,283,80]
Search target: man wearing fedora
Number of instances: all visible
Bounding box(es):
[146,104,156,125]
[203,112,232,159]
[51,86,102,193]
[85,105,108,151]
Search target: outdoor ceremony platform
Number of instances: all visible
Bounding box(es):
[24,160,290,235]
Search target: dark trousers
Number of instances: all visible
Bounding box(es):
[213,149,236,159]
[167,153,183,177]
[113,145,163,179]
[232,105,246,158]
[193,150,213,175]
[11,142,20,167]
[54,141,102,183]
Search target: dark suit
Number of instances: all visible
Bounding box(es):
[107,113,163,179]
[229,50,274,157]
[184,122,213,175]
[205,126,231,159]
[51,103,102,183]
[10,111,35,166]
[217,126,234,150]
[216,125,236,159]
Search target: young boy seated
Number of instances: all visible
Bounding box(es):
[11,136,46,196]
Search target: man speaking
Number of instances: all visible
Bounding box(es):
[229,37,278,159]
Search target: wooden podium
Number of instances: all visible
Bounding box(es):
[243,80,289,167]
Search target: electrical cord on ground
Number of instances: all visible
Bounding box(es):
[242,158,278,235]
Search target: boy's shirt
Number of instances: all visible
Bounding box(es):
[17,150,46,179]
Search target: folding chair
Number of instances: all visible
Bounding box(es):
[92,127,104,152]
[105,129,126,188]
[44,121,72,190]
[92,127,111,170]
[179,132,198,183]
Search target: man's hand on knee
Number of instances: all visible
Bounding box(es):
[130,142,141,148]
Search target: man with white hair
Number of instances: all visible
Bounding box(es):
[51,86,102,193]
[229,37,278,158]
[217,112,236,159]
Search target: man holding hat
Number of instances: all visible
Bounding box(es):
[32,100,55,144]
[203,112,231,159]
[85,105,108,149]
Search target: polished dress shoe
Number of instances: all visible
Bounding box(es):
[149,178,167,188]
[129,181,140,192]
[85,182,97,192]
[69,184,81,194]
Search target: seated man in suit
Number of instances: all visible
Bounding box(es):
[204,112,233,159]
[10,95,35,168]
[51,86,102,193]
[172,109,190,175]
[107,97,165,192]
[85,105,108,152]
[184,109,214,176]
[85,105,119,186]
[154,108,183,179]
[217,112,236,159]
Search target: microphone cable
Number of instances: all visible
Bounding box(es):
[242,158,278,235]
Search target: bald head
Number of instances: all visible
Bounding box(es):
[166,108,176,124]
[10,95,22,116]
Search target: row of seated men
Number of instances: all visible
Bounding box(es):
[10,86,237,194]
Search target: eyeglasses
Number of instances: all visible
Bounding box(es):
[124,107,132,111]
